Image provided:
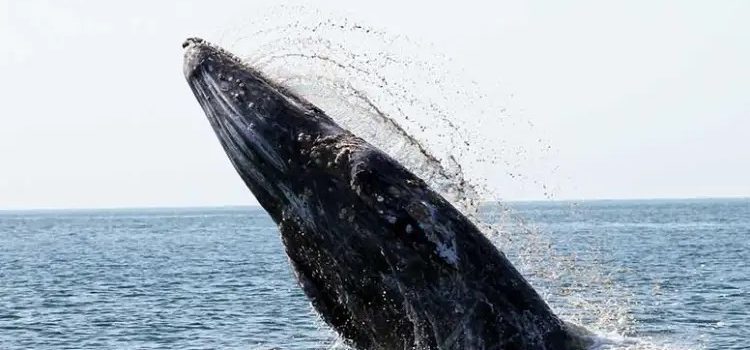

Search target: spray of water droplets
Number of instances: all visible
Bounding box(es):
[217,6,685,350]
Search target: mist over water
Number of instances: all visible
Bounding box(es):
[213,6,685,349]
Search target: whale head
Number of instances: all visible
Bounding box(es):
[183,37,347,221]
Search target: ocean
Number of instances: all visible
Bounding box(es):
[1,199,747,349]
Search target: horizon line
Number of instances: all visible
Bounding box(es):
[1,195,748,213]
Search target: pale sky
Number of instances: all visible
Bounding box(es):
[1,0,748,210]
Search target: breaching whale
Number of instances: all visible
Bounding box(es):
[183,37,590,350]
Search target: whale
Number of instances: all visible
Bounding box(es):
[183,37,590,350]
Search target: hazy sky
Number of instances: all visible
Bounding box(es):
[1,0,748,209]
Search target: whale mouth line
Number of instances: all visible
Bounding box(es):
[192,72,268,170]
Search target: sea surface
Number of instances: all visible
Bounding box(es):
[0,199,747,349]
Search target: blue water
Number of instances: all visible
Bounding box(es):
[1,199,747,349]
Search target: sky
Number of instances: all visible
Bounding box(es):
[1,0,748,209]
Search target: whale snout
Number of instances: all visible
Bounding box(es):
[182,38,206,79]
[181,37,232,80]
[182,37,203,48]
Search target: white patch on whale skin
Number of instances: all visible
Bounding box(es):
[407,200,459,266]
[334,144,356,166]
[278,183,316,230]
[434,239,458,267]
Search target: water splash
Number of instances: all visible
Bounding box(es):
[220,5,684,350]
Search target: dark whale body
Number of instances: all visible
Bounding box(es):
[183,38,589,350]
